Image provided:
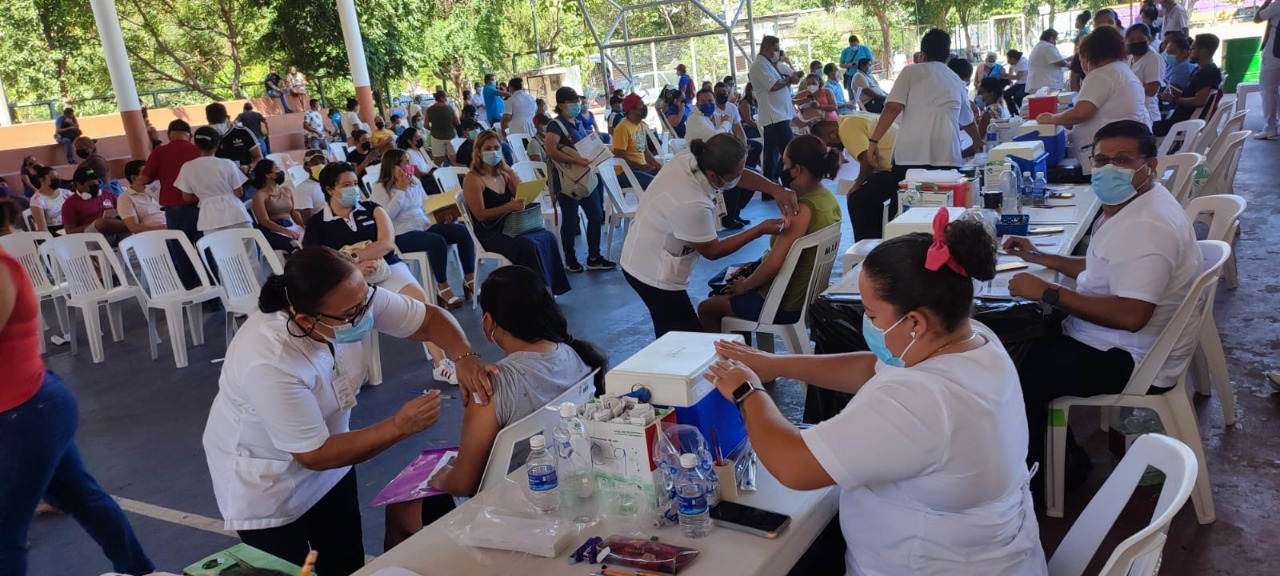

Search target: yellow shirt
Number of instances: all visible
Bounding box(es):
[371,128,396,147]
[611,119,648,168]
[838,112,898,173]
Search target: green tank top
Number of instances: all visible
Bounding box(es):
[759,188,843,313]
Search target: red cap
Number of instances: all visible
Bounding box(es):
[676,64,687,72]
[622,94,645,114]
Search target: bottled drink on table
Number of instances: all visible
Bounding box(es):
[984,124,998,154]
[1019,171,1034,213]
[553,402,597,522]
[1033,172,1048,208]
[526,435,560,513]
[675,453,712,538]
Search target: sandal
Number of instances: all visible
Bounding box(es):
[463,280,476,300]
[436,287,463,310]
[432,359,459,385]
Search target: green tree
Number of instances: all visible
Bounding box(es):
[117,0,265,99]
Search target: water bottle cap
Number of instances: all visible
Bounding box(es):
[1036,172,1045,178]
[680,453,699,468]
[559,402,575,417]
[530,435,546,449]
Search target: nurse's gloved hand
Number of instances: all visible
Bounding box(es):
[714,339,780,383]
[394,390,442,435]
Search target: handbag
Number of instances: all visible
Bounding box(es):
[549,119,604,200]
[501,202,544,237]
[338,241,392,284]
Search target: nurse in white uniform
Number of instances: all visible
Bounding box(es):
[202,246,492,576]
[706,210,1048,576]
[619,133,794,337]
[866,29,981,178]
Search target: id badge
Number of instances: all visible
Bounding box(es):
[331,344,359,411]
[715,191,728,218]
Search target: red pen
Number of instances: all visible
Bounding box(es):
[711,426,723,465]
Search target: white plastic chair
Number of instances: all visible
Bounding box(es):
[508,133,532,164]
[1155,152,1202,204]
[196,228,285,345]
[454,192,513,309]
[120,230,224,368]
[450,137,467,154]
[1183,195,1245,426]
[286,165,309,188]
[44,233,150,363]
[1156,119,1205,157]
[477,369,597,494]
[365,163,381,184]
[266,152,296,169]
[667,138,688,154]
[433,167,470,195]
[328,142,348,162]
[1197,130,1248,198]
[22,209,36,231]
[1045,240,1229,524]
[360,173,378,198]
[840,238,882,274]
[596,158,643,260]
[0,232,70,353]
[1047,434,1198,576]
[1193,106,1231,157]
[721,223,842,369]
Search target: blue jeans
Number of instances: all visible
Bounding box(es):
[762,120,794,183]
[0,372,154,575]
[556,185,606,262]
[622,170,655,191]
[271,89,293,113]
[58,137,75,164]
[394,223,477,281]
[164,204,203,289]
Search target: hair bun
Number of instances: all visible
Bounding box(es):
[688,138,707,157]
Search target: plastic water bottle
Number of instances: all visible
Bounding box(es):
[675,453,712,538]
[1033,172,1048,208]
[984,124,998,154]
[526,435,560,513]
[1019,171,1034,211]
[552,402,597,521]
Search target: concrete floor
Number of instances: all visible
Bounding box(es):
[24,109,1280,575]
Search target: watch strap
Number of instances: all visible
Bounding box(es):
[732,381,763,405]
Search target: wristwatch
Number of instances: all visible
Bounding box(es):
[1041,284,1062,306]
[732,381,765,407]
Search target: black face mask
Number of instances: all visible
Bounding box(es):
[779,165,796,188]
[76,149,91,159]
[361,142,372,152]
[416,139,424,148]
[1128,42,1150,57]
[273,172,285,186]
[714,93,729,106]
[81,182,100,197]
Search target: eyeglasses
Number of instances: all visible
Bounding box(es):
[1089,154,1148,169]
[317,285,377,326]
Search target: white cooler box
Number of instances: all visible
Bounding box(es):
[605,332,744,408]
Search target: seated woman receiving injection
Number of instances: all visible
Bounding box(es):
[698,135,842,332]
[383,265,606,548]
[705,209,1047,575]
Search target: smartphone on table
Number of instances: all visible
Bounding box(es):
[709,501,792,539]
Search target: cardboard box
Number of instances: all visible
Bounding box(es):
[605,332,744,407]
[585,408,677,510]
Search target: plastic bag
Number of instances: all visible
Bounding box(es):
[441,476,584,563]
[601,534,700,574]
[652,423,719,526]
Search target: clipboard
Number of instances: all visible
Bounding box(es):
[515,177,548,204]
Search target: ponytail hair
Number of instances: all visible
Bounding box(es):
[259,246,358,315]
[785,134,839,181]
[689,133,746,177]
[250,159,277,189]
[862,218,996,332]
[479,265,607,391]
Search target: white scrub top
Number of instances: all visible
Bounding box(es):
[801,324,1047,576]
[1072,61,1151,173]
[886,61,975,167]
[202,287,425,530]
[619,152,720,291]
[505,90,538,135]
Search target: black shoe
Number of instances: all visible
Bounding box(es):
[722,217,745,230]
[565,260,585,273]
[586,256,617,271]
[735,216,752,226]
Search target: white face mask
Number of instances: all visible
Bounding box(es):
[807,84,819,94]
[212,122,230,135]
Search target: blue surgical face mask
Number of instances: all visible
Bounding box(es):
[1090,163,1148,206]
[862,314,914,367]
[322,311,374,344]
[339,186,360,207]
[566,103,582,117]
[469,128,481,139]
[482,150,502,166]
[698,102,717,117]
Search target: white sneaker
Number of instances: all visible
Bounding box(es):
[1255,130,1279,140]
[433,359,459,385]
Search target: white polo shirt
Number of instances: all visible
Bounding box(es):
[749,55,795,127]
[1072,61,1151,173]
[202,286,425,530]
[684,109,734,143]
[1129,50,1165,126]
[620,152,719,291]
[1261,2,1280,70]
[291,179,326,214]
[1163,4,1190,35]
[1028,41,1066,93]
[887,61,975,167]
[802,324,1047,576]
[1063,184,1203,387]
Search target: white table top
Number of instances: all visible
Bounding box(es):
[356,468,840,576]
